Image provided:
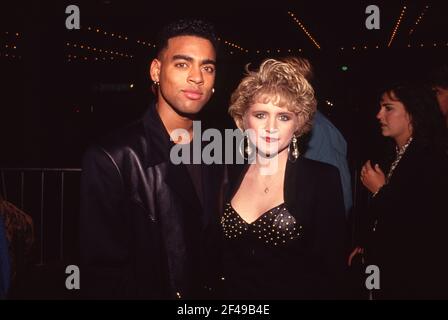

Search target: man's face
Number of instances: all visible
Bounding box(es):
[434,86,448,117]
[150,35,216,116]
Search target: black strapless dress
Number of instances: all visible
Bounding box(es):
[221,202,319,299]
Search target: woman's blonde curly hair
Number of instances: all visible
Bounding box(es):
[228,57,317,135]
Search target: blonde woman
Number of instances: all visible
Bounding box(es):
[221,58,348,299]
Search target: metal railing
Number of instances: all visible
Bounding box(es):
[1,168,81,265]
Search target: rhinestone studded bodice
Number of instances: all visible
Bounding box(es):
[221,202,302,246]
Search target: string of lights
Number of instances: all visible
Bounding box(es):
[339,45,380,51]
[254,48,304,54]
[3,31,20,37]
[216,42,448,56]
[219,37,248,53]
[67,54,127,62]
[66,42,133,59]
[0,52,21,59]
[1,32,20,59]
[408,42,448,48]
[387,5,407,47]
[85,26,155,49]
[3,44,18,50]
[409,5,429,36]
[287,11,321,50]
[338,41,448,51]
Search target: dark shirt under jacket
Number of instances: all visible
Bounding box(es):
[222,158,349,299]
[79,103,224,299]
[364,140,448,299]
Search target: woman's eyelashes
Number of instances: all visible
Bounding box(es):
[253,112,292,121]
[381,104,393,112]
[254,112,266,119]
[278,114,291,121]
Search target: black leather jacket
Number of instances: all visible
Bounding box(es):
[80,103,224,299]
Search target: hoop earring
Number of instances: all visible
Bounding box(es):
[288,134,299,162]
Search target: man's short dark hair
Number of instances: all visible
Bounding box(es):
[156,19,219,57]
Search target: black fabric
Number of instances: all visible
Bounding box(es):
[183,142,204,210]
[79,103,224,299]
[362,139,448,299]
[222,158,349,299]
[222,202,309,299]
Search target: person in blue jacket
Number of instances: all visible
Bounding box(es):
[304,110,353,216]
[0,213,11,299]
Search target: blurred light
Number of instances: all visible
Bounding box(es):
[341,66,348,72]
[288,11,321,49]
[388,5,407,47]
[130,84,134,88]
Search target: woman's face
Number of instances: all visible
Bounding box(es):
[376,91,413,143]
[242,100,300,156]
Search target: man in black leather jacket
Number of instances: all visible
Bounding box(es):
[79,19,224,299]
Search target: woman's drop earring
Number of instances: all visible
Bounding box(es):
[288,134,299,162]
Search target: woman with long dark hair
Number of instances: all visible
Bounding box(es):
[356,83,448,299]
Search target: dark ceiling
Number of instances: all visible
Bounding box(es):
[3,0,447,52]
[78,0,447,50]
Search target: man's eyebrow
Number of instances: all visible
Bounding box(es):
[172,54,193,62]
[172,54,216,65]
[201,59,216,65]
